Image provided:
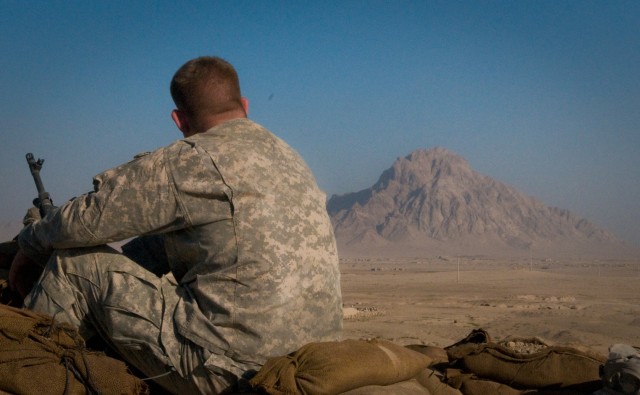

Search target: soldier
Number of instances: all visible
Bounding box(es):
[10,56,343,394]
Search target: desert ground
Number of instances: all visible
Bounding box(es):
[340,255,640,356]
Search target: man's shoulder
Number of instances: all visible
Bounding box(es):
[132,139,195,160]
[102,142,186,177]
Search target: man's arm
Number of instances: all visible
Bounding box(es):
[17,142,232,261]
[18,148,178,259]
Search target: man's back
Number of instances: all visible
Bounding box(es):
[164,118,342,367]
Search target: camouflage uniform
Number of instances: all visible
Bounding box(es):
[18,118,343,394]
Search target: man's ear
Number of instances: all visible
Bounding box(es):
[241,97,249,115]
[171,110,189,135]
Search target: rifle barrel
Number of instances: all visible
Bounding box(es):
[25,153,54,216]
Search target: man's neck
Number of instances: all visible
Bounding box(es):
[186,111,247,137]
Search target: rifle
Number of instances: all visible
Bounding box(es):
[26,153,54,217]
[0,153,55,260]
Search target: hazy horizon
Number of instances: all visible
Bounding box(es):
[1,2,639,247]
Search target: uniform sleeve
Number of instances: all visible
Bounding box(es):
[18,141,233,260]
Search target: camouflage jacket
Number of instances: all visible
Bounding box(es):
[18,118,343,368]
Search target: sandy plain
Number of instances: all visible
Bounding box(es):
[340,256,640,356]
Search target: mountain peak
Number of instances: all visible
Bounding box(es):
[405,147,466,162]
[328,147,629,258]
[374,148,472,191]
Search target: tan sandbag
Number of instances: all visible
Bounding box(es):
[446,371,524,395]
[249,338,432,395]
[406,344,450,367]
[446,331,606,393]
[338,379,432,395]
[339,367,467,395]
[447,372,587,395]
[413,368,463,395]
[0,304,148,395]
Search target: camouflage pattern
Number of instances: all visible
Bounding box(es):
[24,246,222,393]
[19,118,343,391]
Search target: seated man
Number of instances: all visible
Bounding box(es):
[10,56,343,394]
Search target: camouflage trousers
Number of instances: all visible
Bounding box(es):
[24,245,237,394]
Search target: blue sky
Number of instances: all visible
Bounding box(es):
[1,1,639,247]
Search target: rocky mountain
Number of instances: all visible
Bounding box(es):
[328,148,630,258]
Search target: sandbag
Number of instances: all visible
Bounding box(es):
[446,330,606,393]
[446,371,523,395]
[406,344,450,367]
[249,338,432,395]
[0,304,148,395]
[413,368,463,395]
[338,367,465,395]
[338,378,432,395]
[445,370,589,395]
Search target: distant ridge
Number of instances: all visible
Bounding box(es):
[328,148,632,258]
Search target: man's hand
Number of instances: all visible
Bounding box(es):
[23,206,41,226]
[9,250,43,300]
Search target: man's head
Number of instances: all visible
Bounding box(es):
[170,56,249,137]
